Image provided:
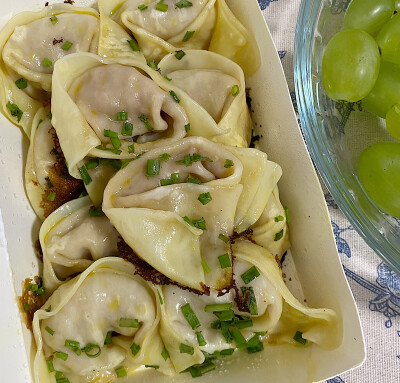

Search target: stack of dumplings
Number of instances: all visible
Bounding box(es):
[0,1,341,382]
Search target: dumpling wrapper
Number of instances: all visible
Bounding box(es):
[103,137,282,291]
[39,196,119,292]
[33,257,173,383]
[0,4,100,136]
[158,50,252,147]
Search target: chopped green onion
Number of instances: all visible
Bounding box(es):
[284,206,290,223]
[187,175,201,184]
[201,260,211,274]
[45,326,54,336]
[138,4,147,10]
[224,159,234,168]
[47,191,56,201]
[180,343,194,355]
[274,215,284,222]
[46,359,54,372]
[183,216,194,227]
[218,233,229,243]
[6,101,23,122]
[146,159,160,177]
[47,112,52,120]
[169,90,180,103]
[181,303,200,330]
[293,331,307,345]
[156,0,168,11]
[176,153,212,166]
[196,331,206,346]
[56,378,70,383]
[185,123,190,133]
[55,351,68,361]
[119,318,140,328]
[161,347,169,360]
[204,303,232,312]
[183,30,195,42]
[231,328,247,349]
[43,57,52,67]
[236,319,253,329]
[192,217,206,230]
[176,0,193,8]
[104,331,113,345]
[121,121,133,136]
[157,290,164,305]
[95,145,122,155]
[61,41,73,51]
[127,39,140,51]
[274,229,284,241]
[82,343,101,358]
[220,322,233,343]
[78,165,92,185]
[27,283,38,292]
[159,153,170,162]
[171,173,179,183]
[175,50,186,60]
[115,366,127,378]
[65,339,81,356]
[128,144,135,154]
[85,159,99,170]
[214,309,234,322]
[121,159,130,168]
[148,60,159,70]
[55,371,63,379]
[103,129,121,149]
[241,286,258,315]
[23,302,31,311]
[218,253,231,269]
[49,15,58,24]
[247,340,264,354]
[187,363,215,378]
[198,192,212,205]
[241,266,260,284]
[117,111,128,121]
[130,342,141,356]
[160,178,173,186]
[220,348,235,356]
[139,114,153,131]
[145,365,160,369]
[15,78,27,89]
[231,85,240,97]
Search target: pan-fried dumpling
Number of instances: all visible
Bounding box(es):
[98,0,260,76]
[39,196,119,292]
[102,137,282,292]
[33,258,173,383]
[0,4,100,136]
[158,50,252,147]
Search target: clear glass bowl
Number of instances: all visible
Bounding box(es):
[294,0,400,274]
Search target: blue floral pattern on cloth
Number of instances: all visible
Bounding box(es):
[327,378,345,383]
[257,0,278,10]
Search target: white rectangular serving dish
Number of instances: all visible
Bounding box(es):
[0,1,365,382]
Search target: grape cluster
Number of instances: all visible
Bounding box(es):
[322,0,400,218]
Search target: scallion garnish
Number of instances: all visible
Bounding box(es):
[175,50,186,60]
[224,159,234,168]
[43,57,52,67]
[218,233,229,243]
[146,159,160,177]
[169,90,180,103]
[56,377,70,383]
[274,215,284,222]
[46,306,52,312]
[179,343,194,355]
[47,191,56,201]
[89,206,103,217]
[127,39,140,51]
[236,319,253,329]
[121,121,133,136]
[183,30,195,42]
[61,41,73,51]
[218,253,231,269]
[196,331,207,346]
[201,260,211,274]
[49,15,58,24]
[55,371,63,379]
[148,60,159,71]
[23,302,31,311]
[85,159,99,170]
[119,317,140,328]
[159,153,170,162]
[176,0,193,8]
[6,101,23,122]
[96,145,122,155]
[293,331,307,345]
[130,342,140,356]
[15,78,27,89]
[192,217,206,230]
[45,326,54,336]
[284,206,290,223]
[183,216,194,227]
[139,114,153,131]
[204,303,232,312]
[220,322,232,343]
[231,328,247,349]
[220,348,235,356]
[181,303,200,330]
[214,309,235,322]
[241,266,260,284]
[171,173,179,182]
[46,359,54,372]
[187,175,201,184]
[104,331,113,345]
[65,340,81,356]
[145,365,160,369]
[176,153,212,166]
[157,290,164,305]
[187,363,215,378]
[78,165,92,185]
[117,111,128,121]
[128,144,135,154]
[161,346,169,360]
[274,229,284,241]
[198,192,212,205]
[55,351,68,361]
[247,340,264,354]
[156,0,168,12]
[160,178,173,186]
[82,343,101,358]
[241,286,258,315]
[104,129,121,149]
[138,4,147,10]
[231,85,240,97]
[164,75,172,81]
[184,123,190,133]
[115,366,127,378]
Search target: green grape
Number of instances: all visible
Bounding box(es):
[386,103,400,140]
[363,61,400,118]
[322,29,380,102]
[377,13,400,65]
[358,142,400,217]
[344,0,394,36]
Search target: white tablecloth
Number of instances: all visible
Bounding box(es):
[260,1,400,382]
